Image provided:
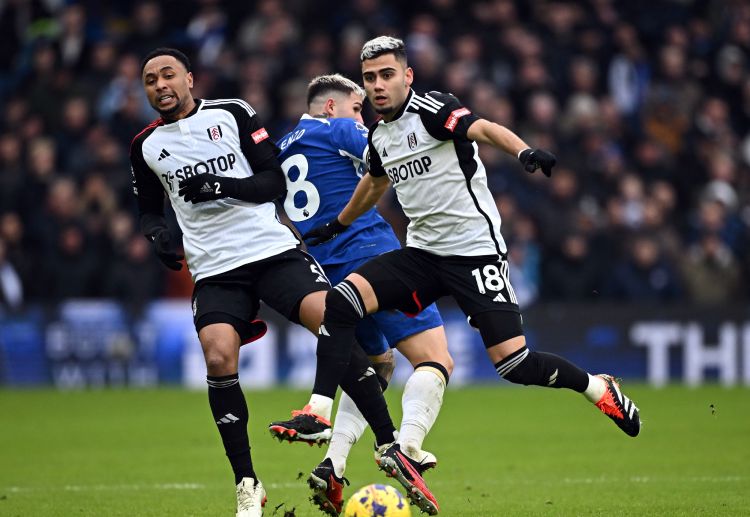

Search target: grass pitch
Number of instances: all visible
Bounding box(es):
[0,384,748,516]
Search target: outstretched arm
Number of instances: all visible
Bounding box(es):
[339,172,390,225]
[302,172,390,246]
[466,118,529,157]
[467,118,557,177]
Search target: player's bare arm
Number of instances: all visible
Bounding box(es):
[465,118,528,157]
[338,172,390,226]
[302,172,389,246]
[466,118,557,177]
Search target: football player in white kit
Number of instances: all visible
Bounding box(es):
[281,36,642,514]
[131,48,400,517]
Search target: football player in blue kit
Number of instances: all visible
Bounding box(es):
[270,74,450,516]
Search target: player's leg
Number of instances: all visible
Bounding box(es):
[392,324,452,466]
[446,253,641,437]
[259,250,396,447]
[369,302,451,470]
[192,274,268,516]
[307,257,392,489]
[324,317,392,478]
[349,250,443,515]
[309,345,393,516]
[474,312,592,392]
[288,249,442,513]
[322,310,451,479]
[476,315,639,436]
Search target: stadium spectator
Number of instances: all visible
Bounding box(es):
[45,224,99,301]
[54,4,92,74]
[104,234,163,313]
[0,237,23,312]
[604,233,683,301]
[680,232,743,305]
[0,213,33,298]
[542,233,602,300]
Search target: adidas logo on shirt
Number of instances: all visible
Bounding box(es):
[157,148,171,161]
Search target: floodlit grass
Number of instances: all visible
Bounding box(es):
[1,384,748,516]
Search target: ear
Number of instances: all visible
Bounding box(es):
[187,71,194,89]
[405,67,414,87]
[324,97,336,117]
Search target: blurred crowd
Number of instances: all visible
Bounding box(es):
[0,0,749,312]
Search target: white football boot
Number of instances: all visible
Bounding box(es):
[236,477,266,517]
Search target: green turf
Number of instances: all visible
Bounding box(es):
[0,385,748,516]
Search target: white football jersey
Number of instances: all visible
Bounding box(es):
[368,90,507,257]
[130,99,298,281]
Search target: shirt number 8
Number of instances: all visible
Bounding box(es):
[281,153,320,221]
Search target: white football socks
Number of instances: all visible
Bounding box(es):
[307,394,334,421]
[325,392,367,477]
[323,367,448,476]
[397,368,446,458]
[583,373,606,403]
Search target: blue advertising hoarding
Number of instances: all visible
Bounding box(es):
[1,300,749,388]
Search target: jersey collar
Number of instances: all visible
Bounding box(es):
[301,113,330,125]
[161,99,203,124]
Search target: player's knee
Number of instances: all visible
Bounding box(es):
[447,359,454,376]
[398,328,454,375]
[198,326,238,374]
[323,280,366,326]
[202,343,237,374]
[471,311,524,349]
[416,352,453,377]
[495,347,553,387]
[437,353,454,376]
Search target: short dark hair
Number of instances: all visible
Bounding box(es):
[307,74,364,107]
[360,36,407,63]
[140,47,191,74]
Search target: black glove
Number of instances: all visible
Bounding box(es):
[519,148,556,177]
[150,229,184,271]
[178,174,234,204]
[302,218,349,246]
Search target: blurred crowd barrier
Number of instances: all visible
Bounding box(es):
[2,299,748,388]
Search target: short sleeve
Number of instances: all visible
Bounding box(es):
[330,119,369,164]
[366,124,387,177]
[418,91,481,141]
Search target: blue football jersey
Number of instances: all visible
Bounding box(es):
[278,115,400,265]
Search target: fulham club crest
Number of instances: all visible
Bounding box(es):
[407,132,418,150]
[207,125,223,142]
